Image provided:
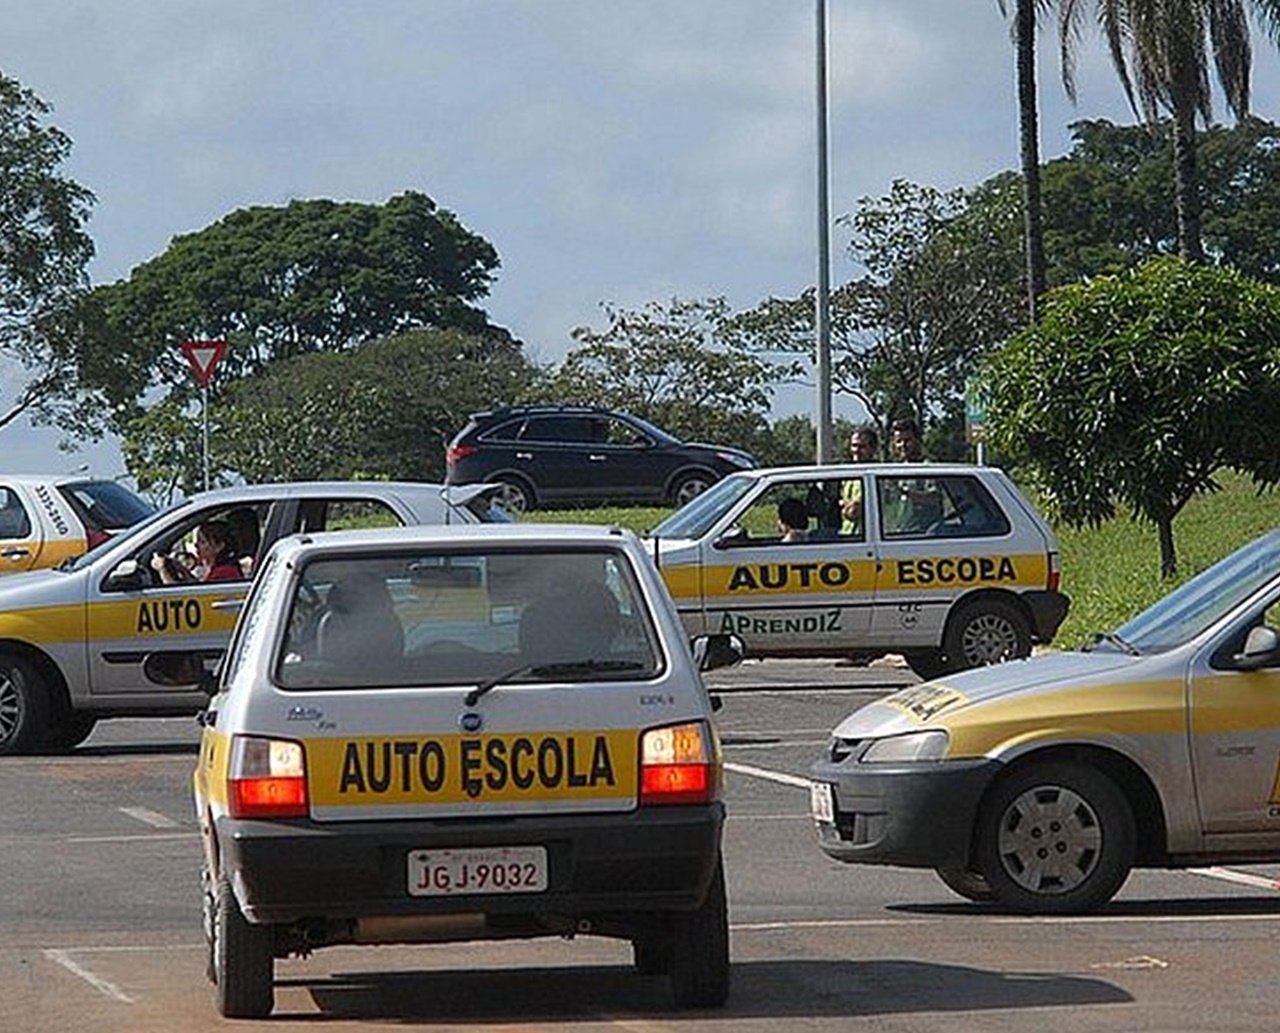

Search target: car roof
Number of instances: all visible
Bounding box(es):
[0,474,129,488]
[276,522,635,559]
[739,462,1004,479]
[186,481,452,504]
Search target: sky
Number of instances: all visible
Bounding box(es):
[3,0,1278,476]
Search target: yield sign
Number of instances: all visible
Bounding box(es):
[179,340,228,387]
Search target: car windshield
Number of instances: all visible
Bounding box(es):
[1109,531,1280,653]
[649,474,754,539]
[275,546,663,690]
[61,503,184,572]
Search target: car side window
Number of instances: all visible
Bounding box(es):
[878,475,1010,539]
[520,416,591,443]
[478,419,525,443]
[0,488,32,540]
[298,498,403,533]
[721,481,852,546]
[602,418,648,447]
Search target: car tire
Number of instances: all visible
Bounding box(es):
[202,862,218,985]
[905,649,951,682]
[935,866,995,903]
[0,653,50,756]
[667,858,730,1008]
[942,597,1032,671]
[974,761,1135,914]
[42,713,98,753]
[670,471,715,508]
[213,872,274,1018]
[632,936,669,975]
[489,476,535,514]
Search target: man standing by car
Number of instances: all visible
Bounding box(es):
[890,418,926,462]
[840,426,879,535]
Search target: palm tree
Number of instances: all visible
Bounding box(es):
[998,0,1050,321]
[1058,0,1280,262]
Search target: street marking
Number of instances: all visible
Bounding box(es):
[724,738,831,750]
[732,913,1280,932]
[726,813,809,821]
[1090,955,1169,970]
[118,806,179,829]
[724,761,811,789]
[65,833,195,844]
[43,949,135,1003]
[1191,866,1280,893]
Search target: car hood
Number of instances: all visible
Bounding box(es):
[683,442,757,465]
[0,566,85,615]
[831,649,1148,740]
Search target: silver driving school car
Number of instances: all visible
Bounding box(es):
[811,529,1280,914]
[185,524,735,1018]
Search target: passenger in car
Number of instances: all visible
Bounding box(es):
[778,498,809,543]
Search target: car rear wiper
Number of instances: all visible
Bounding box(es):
[464,659,647,706]
[1086,631,1140,656]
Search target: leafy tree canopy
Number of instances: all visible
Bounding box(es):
[983,257,1280,577]
[127,328,535,496]
[536,296,784,450]
[0,72,95,433]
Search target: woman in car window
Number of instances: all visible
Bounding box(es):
[152,519,243,583]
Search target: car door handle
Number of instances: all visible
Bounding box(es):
[210,598,244,613]
[1,547,29,560]
[515,452,533,461]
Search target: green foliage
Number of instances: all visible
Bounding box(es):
[984,256,1280,575]
[69,191,507,460]
[0,72,95,432]
[125,328,533,494]
[536,296,785,448]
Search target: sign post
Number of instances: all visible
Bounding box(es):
[964,377,989,466]
[178,340,228,490]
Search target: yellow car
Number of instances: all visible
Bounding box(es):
[0,474,154,572]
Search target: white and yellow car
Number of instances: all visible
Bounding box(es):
[648,463,1068,678]
[0,474,155,573]
[811,529,1280,913]
[180,524,734,1018]
[0,481,504,754]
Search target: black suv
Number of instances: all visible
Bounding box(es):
[445,405,756,512]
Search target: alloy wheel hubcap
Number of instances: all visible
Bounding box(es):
[961,613,1018,664]
[675,479,710,506]
[997,784,1102,894]
[0,669,22,743]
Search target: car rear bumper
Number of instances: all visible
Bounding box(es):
[218,803,724,925]
[810,757,1001,869]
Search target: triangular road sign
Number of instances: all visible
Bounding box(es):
[179,340,228,387]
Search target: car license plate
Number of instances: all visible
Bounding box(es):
[408,846,548,897]
[810,781,835,824]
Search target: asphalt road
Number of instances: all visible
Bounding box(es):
[4,662,1280,1031]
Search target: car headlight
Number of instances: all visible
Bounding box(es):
[715,450,755,469]
[860,730,948,763]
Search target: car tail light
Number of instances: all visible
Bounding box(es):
[228,736,308,818]
[1047,551,1062,593]
[639,721,719,805]
[85,529,111,550]
[446,444,478,467]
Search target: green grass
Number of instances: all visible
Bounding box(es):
[528,471,1280,650]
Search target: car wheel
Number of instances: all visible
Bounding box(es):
[489,476,534,514]
[905,649,951,682]
[213,872,274,1018]
[935,866,995,903]
[670,472,715,508]
[975,762,1135,914]
[42,713,98,753]
[943,597,1031,670]
[0,653,50,756]
[667,858,730,1008]
[632,936,669,975]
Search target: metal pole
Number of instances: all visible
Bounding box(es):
[202,383,210,492]
[814,0,834,464]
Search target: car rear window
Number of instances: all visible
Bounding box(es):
[59,480,156,532]
[275,547,662,690]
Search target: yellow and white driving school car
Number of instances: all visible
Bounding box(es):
[184,524,734,1018]
[648,463,1068,678]
[811,529,1280,914]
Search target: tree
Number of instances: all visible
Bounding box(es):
[983,257,1280,577]
[1058,0,1280,262]
[538,297,783,448]
[997,0,1050,320]
[0,73,95,433]
[126,329,533,493]
[68,191,507,465]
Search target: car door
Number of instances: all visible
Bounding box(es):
[869,472,1026,650]
[697,475,873,653]
[0,484,44,573]
[517,415,599,504]
[586,415,663,502]
[1188,596,1280,843]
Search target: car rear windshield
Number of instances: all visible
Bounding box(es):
[275,547,663,690]
[59,480,156,532]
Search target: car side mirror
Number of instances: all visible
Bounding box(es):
[143,651,220,695]
[1232,625,1280,671]
[105,558,146,591]
[691,633,745,672]
[712,527,748,550]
